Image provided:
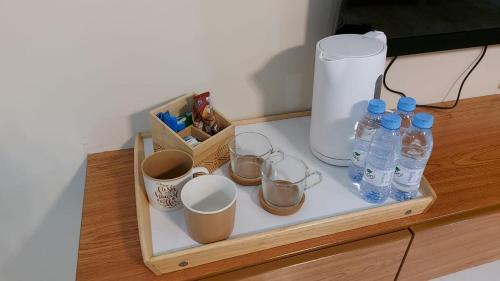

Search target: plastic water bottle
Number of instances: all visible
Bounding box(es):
[348,99,386,182]
[360,113,402,204]
[391,113,434,201]
[395,97,416,131]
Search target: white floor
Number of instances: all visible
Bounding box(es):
[432,260,500,281]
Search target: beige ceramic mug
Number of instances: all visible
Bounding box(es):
[181,175,237,244]
[142,149,209,211]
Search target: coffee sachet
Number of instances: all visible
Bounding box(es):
[192,92,219,135]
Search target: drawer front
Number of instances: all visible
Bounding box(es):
[204,230,411,281]
[399,207,500,281]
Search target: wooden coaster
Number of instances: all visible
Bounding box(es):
[259,190,304,216]
[228,164,262,186]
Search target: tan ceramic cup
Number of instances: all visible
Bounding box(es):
[181,175,237,244]
[142,150,209,211]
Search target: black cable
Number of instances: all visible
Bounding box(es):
[383,56,406,98]
[418,45,487,109]
[383,45,488,110]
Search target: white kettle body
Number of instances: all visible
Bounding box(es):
[310,31,387,166]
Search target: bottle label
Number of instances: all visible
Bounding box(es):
[362,163,394,187]
[394,165,424,186]
[351,150,366,167]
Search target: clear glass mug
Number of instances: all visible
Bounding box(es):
[229,132,282,180]
[261,153,322,207]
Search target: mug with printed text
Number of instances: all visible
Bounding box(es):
[142,149,209,211]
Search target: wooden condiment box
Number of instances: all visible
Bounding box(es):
[149,94,235,172]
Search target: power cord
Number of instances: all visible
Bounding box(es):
[383,56,406,98]
[440,48,484,102]
[383,45,488,110]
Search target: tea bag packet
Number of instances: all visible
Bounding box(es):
[157,111,186,132]
[192,92,219,135]
[183,135,200,147]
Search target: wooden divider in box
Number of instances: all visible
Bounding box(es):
[149,94,235,172]
[178,126,211,143]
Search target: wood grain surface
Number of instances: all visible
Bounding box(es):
[398,206,500,281]
[202,230,412,281]
[77,95,500,281]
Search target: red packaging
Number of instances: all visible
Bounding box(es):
[192,92,219,135]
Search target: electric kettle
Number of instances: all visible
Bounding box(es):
[309,31,387,166]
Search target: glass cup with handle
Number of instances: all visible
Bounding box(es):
[261,153,322,207]
[229,132,282,180]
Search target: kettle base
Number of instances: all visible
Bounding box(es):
[311,147,350,167]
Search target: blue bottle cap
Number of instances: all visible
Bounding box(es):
[381,113,401,130]
[397,97,416,112]
[412,112,434,129]
[367,99,386,114]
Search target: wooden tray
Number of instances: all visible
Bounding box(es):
[134,112,436,275]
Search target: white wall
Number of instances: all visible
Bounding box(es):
[433,260,500,281]
[381,46,500,108]
[0,0,498,280]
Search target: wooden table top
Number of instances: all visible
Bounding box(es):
[77,94,500,281]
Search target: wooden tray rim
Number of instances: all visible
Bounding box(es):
[134,111,437,275]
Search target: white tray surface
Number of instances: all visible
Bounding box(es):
[146,116,422,256]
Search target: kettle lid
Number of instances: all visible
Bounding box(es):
[318,34,385,60]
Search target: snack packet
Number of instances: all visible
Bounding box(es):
[192,92,219,135]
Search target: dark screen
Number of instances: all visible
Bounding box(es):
[336,0,500,56]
